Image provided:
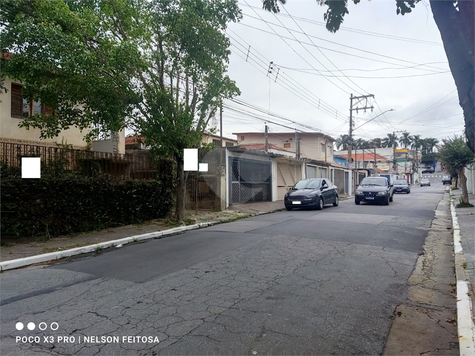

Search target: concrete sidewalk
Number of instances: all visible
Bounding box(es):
[449,188,475,355]
[0,200,286,271]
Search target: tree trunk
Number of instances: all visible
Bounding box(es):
[430,0,475,153]
[175,154,185,221]
[456,167,470,204]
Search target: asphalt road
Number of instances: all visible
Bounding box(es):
[1,177,448,355]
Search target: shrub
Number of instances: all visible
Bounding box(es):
[1,175,174,238]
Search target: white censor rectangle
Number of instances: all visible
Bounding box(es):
[21,157,41,178]
[184,149,198,171]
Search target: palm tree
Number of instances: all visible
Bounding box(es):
[399,132,413,149]
[382,133,398,148]
[371,138,382,148]
[354,138,366,149]
[411,134,423,172]
[425,138,439,153]
[335,134,350,151]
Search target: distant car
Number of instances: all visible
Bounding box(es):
[393,179,411,194]
[285,178,339,211]
[355,176,394,205]
[442,175,452,185]
[420,178,431,186]
[422,169,435,174]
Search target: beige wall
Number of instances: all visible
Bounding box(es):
[92,130,126,154]
[1,78,89,148]
[237,132,334,162]
[202,133,237,147]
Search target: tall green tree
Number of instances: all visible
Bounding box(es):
[1,0,241,220]
[382,133,398,149]
[411,134,423,172]
[262,0,475,153]
[335,134,350,150]
[422,137,439,154]
[371,138,382,149]
[399,132,413,149]
[438,136,475,205]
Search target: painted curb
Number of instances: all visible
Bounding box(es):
[0,222,212,272]
[450,190,475,356]
[0,207,285,272]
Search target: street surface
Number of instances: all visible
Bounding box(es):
[1,176,452,355]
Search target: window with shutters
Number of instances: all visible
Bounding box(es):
[10,83,53,118]
[11,83,23,118]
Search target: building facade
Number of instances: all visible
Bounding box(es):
[1,78,89,148]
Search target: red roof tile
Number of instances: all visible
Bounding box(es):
[125,136,145,145]
[337,152,387,161]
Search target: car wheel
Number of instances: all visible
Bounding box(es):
[285,206,292,211]
[407,191,410,194]
[389,194,393,202]
[333,195,339,207]
[355,199,360,205]
[316,197,324,210]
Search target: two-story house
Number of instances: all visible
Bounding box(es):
[1,78,89,149]
[232,131,348,197]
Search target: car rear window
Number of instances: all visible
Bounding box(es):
[360,178,387,186]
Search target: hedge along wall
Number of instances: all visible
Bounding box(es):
[1,160,175,238]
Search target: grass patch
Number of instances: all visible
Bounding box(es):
[163,217,181,228]
[456,198,474,208]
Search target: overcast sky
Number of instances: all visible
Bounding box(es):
[216,0,464,146]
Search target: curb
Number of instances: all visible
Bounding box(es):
[450,189,475,356]
[0,207,285,272]
[0,222,214,272]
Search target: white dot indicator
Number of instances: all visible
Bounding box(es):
[39,322,47,331]
[50,322,59,331]
[15,322,24,331]
[27,322,36,330]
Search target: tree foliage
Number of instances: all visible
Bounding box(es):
[1,0,242,220]
[438,135,475,204]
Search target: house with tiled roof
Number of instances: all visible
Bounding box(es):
[335,152,390,172]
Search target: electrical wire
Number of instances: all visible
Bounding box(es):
[236,21,447,73]
[239,2,443,47]
[280,4,369,94]
[242,0,353,95]
[228,30,348,122]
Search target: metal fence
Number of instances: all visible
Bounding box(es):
[184,148,226,211]
[0,142,164,181]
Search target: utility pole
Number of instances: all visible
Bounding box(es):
[393,132,397,173]
[348,93,374,193]
[295,131,300,159]
[219,100,223,147]
[392,131,404,174]
[264,124,268,153]
[324,136,327,163]
[374,146,377,172]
